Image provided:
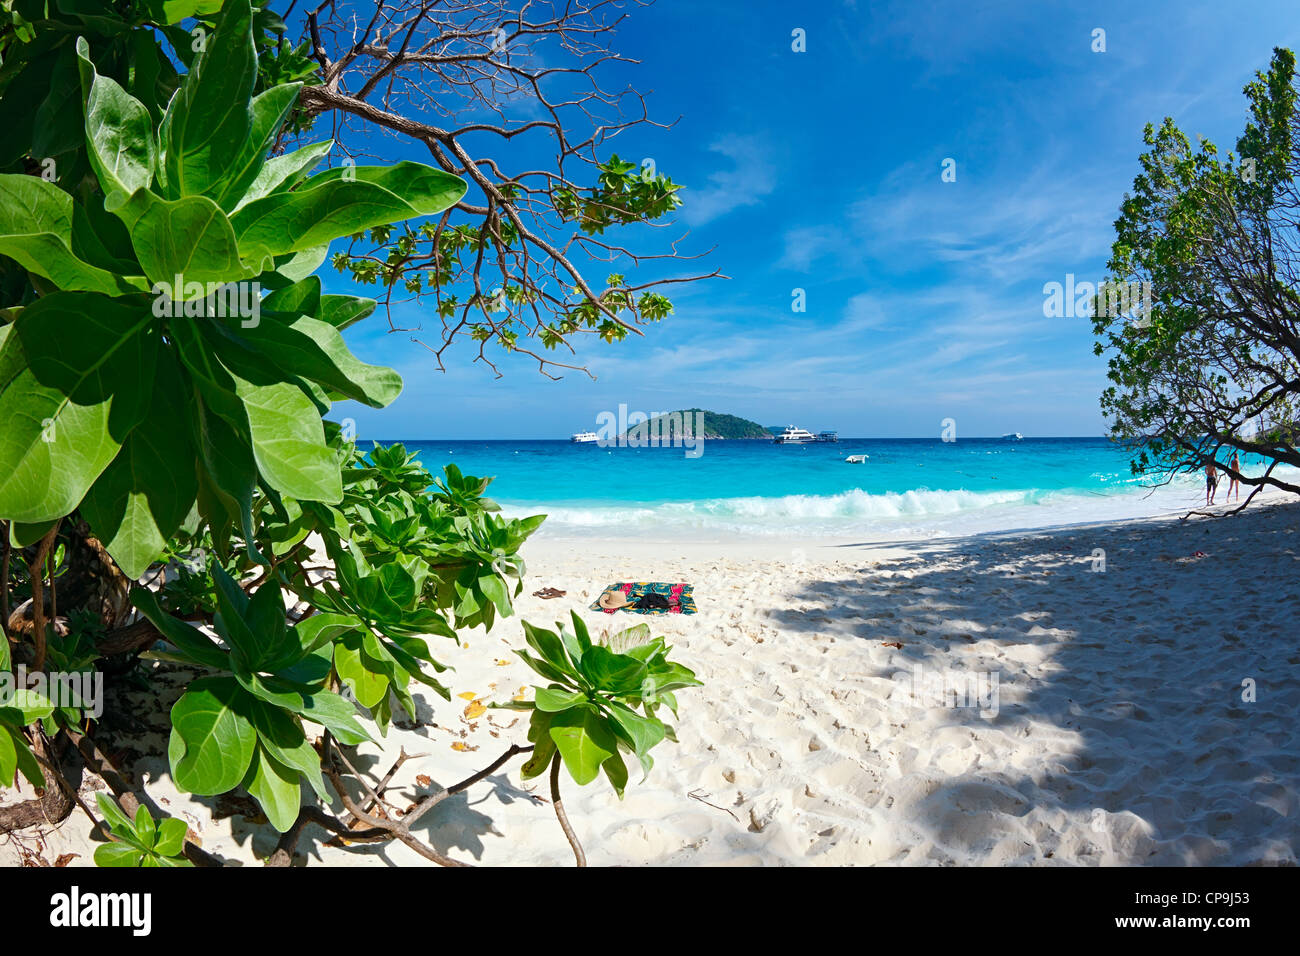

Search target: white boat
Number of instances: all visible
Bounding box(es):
[570,431,599,443]
[1000,432,1024,441]
[816,431,839,443]
[773,425,816,444]
[845,454,868,463]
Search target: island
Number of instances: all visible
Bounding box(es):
[622,408,771,440]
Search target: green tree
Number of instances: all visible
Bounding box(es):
[1094,47,1300,504]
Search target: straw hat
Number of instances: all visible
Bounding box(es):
[597,589,635,610]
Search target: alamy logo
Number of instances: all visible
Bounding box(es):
[1043,274,1152,325]
[889,664,1000,718]
[151,275,261,328]
[0,665,102,718]
[49,887,151,936]
[594,404,706,458]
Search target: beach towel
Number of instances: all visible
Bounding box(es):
[592,582,696,615]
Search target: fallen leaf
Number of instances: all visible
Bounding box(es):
[54,853,78,867]
[416,774,431,787]
[451,741,479,752]
[494,659,510,666]
[464,699,487,719]
[512,686,527,701]
[457,691,478,701]
[881,641,904,649]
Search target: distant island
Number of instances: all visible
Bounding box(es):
[622,409,770,440]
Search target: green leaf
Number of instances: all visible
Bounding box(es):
[80,353,197,578]
[134,804,157,847]
[94,792,137,836]
[94,842,146,867]
[0,725,45,788]
[251,313,403,407]
[157,0,256,199]
[603,699,665,756]
[168,676,257,795]
[130,585,229,670]
[602,749,629,798]
[247,698,329,802]
[0,688,57,724]
[479,573,510,615]
[534,686,587,713]
[243,743,302,833]
[577,644,647,695]
[0,175,147,294]
[233,375,342,502]
[293,689,372,746]
[293,612,362,652]
[153,817,189,858]
[207,82,303,211]
[512,648,573,686]
[234,140,331,213]
[130,193,246,284]
[0,295,156,523]
[548,707,617,786]
[520,710,556,779]
[522,621,576,676]
[75,37,157,213]
[158,0,227,23]
[334,632,389,708]
[231,162,468,268]
[318,294,376,331]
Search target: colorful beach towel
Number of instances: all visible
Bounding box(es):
[591,582,696,615]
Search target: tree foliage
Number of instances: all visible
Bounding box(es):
[1095,47,1300,498]
[0,0,699,867]
[297,0,723,378]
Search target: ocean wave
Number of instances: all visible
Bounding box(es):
[501,483,1182,538]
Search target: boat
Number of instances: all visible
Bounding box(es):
[845,454,868,463]
[816,430,839,442]
[772,425,816,444]
[1000,432,1023,441]
[570,431,599,443]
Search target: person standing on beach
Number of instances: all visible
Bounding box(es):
[1228,451,1242,502]
[1205,460,1218,505]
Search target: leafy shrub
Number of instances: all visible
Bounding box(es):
[505,614,700,795]
[93,794,192,868]
[0,0,701,866]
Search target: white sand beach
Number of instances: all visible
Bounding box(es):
[4,494,1298,867]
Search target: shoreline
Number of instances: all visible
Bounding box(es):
[4,495,1298,866]
[520,485,1300,562]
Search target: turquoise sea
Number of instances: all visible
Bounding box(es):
[396,437,1290,540]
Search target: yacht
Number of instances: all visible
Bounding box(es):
[570,431,599,443]
[816,431,839,442]
[773,425,817,444]
[1000,432,1024,441]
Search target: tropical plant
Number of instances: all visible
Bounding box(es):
[498,614,699,864]
[0,0,703,868]
[1094,46,1300,506]
[93,793,192,867]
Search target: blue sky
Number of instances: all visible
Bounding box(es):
[324,0,1300,440]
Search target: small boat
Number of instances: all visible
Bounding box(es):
[1000,432,1023,441]
[816,431,839,443]
[773,425,816,444]
[570,431,599,443]
[845,454,868,463]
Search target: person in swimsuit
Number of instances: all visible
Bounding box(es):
[1228,452,1242,502]
[1205,461,1218,505]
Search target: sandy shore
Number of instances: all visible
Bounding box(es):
[5,494,1299,866]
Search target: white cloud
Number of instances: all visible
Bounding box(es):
[680,134,776,226]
